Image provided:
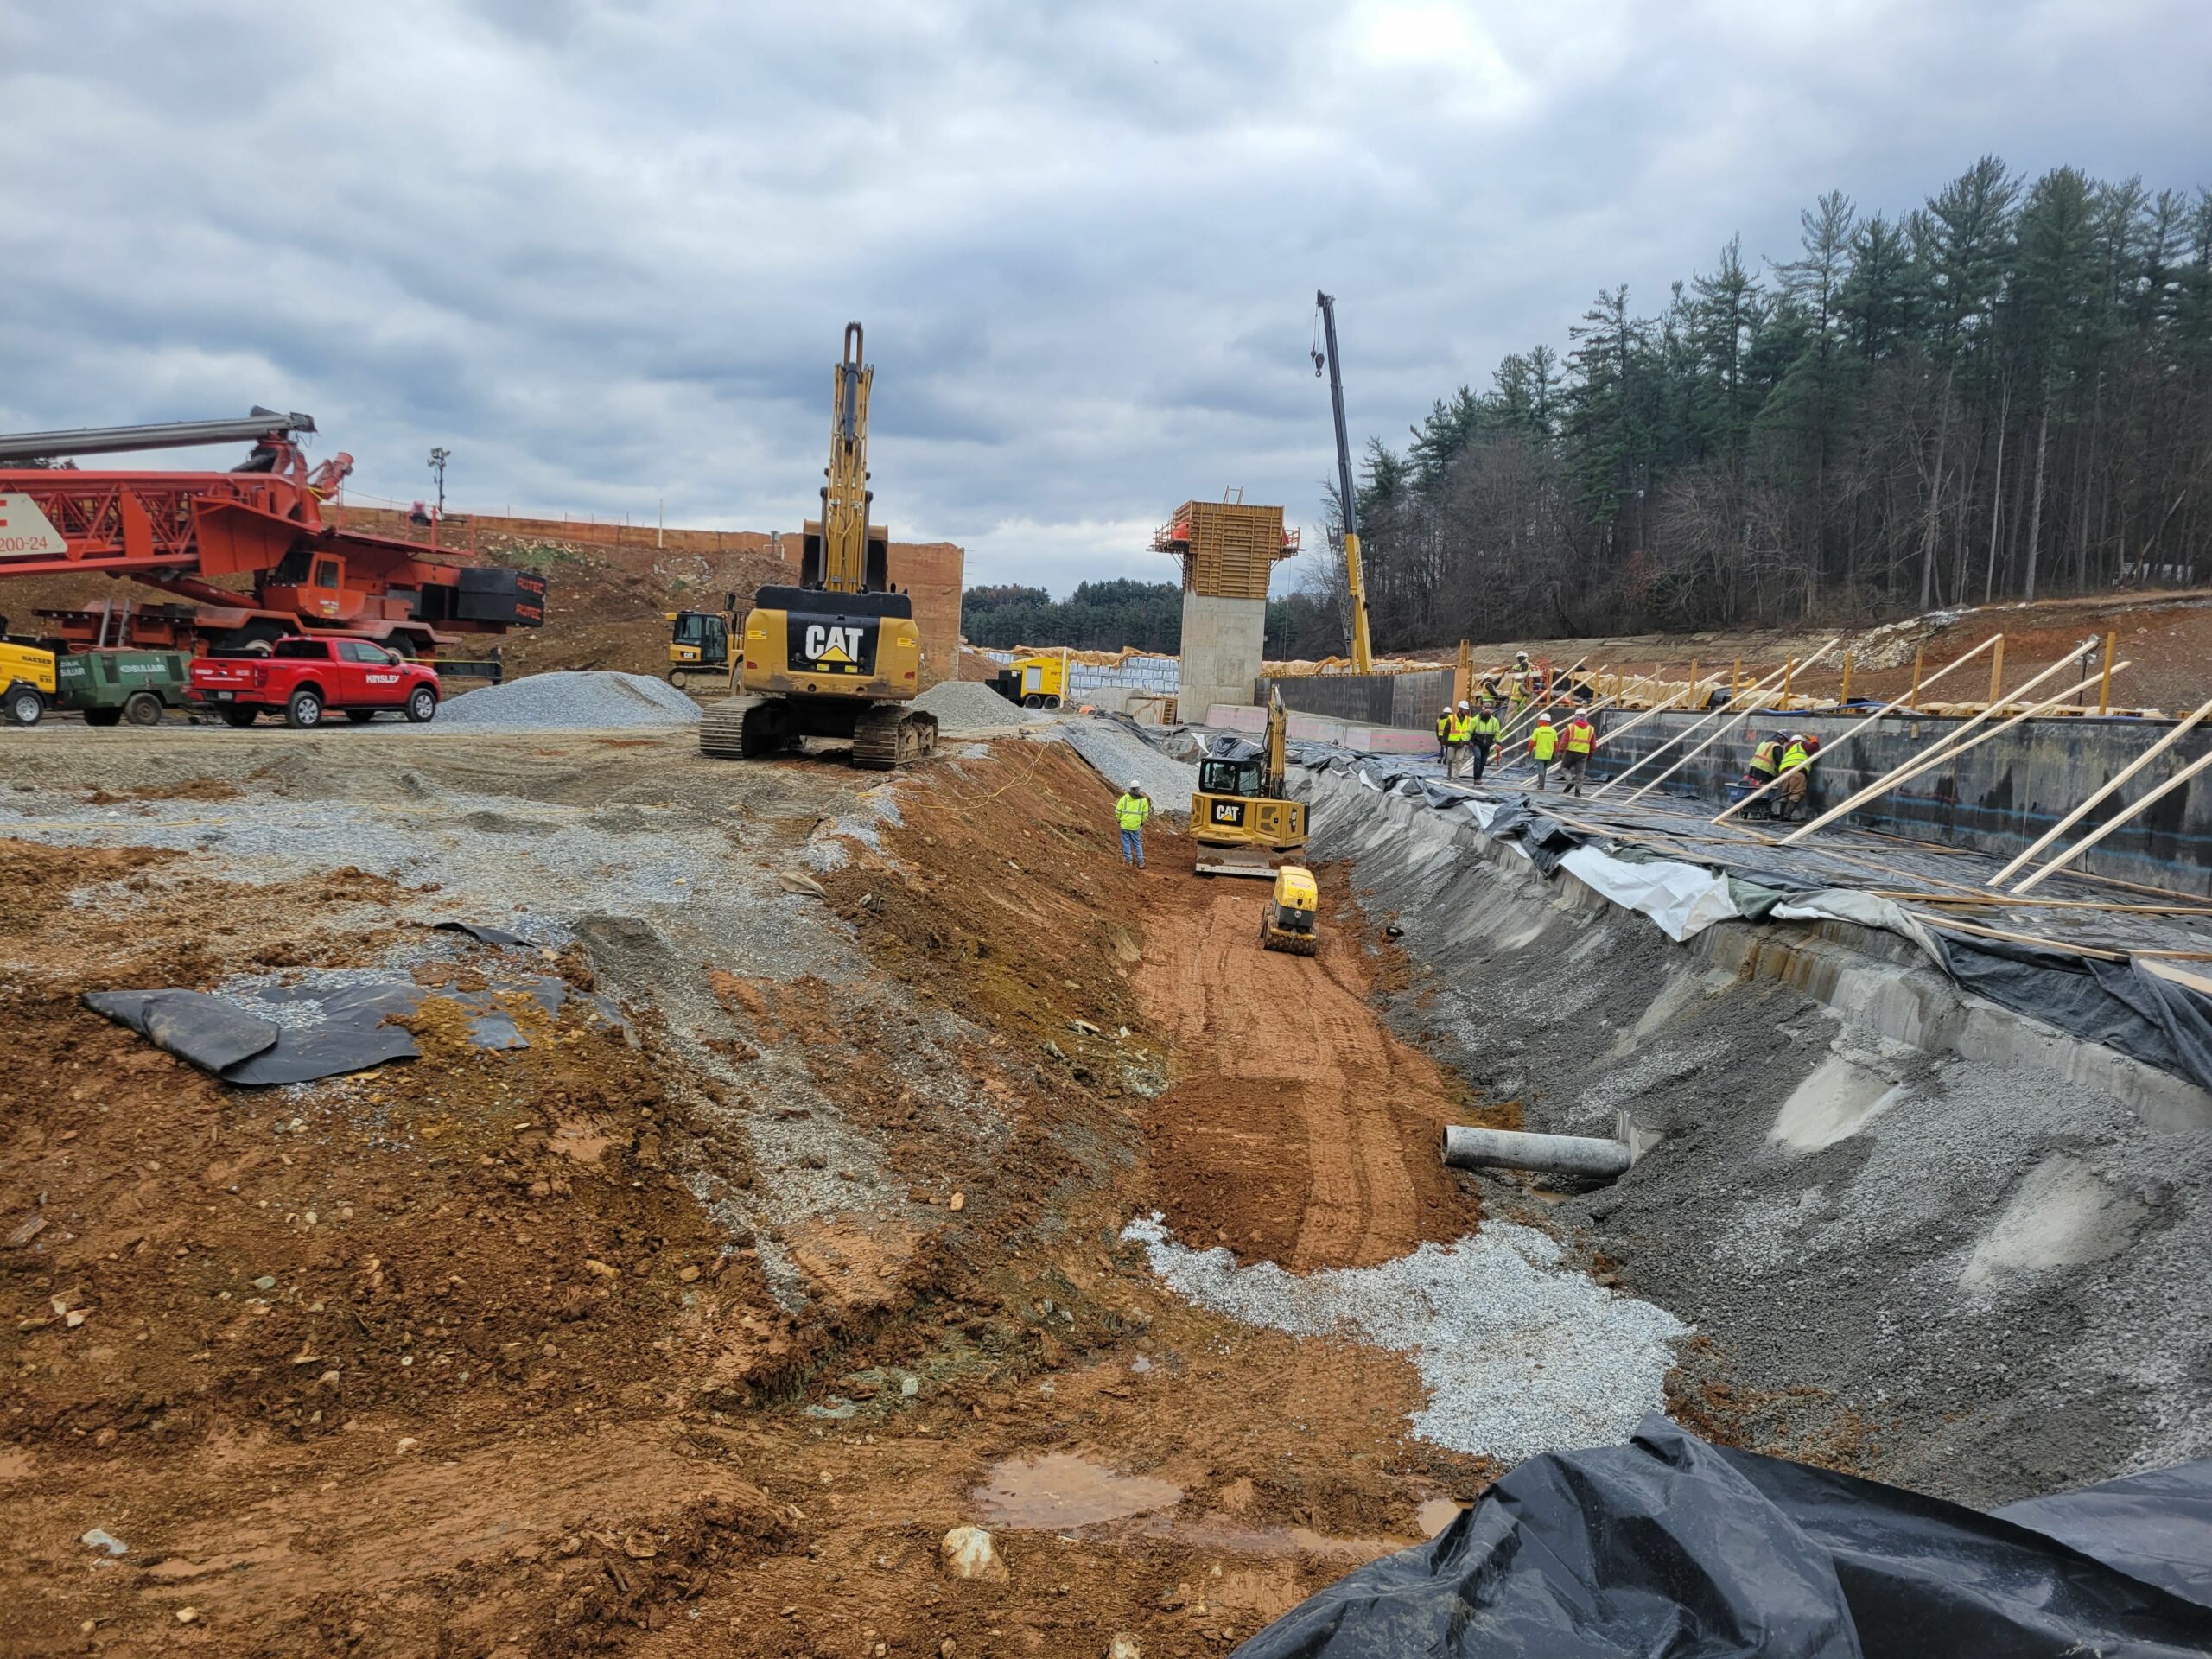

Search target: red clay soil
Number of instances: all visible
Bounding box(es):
[2,741,1495,1658]
[1132,874,1484,1271]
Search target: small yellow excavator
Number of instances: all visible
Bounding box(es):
[665,594,737,689]
[698,323,938,770]
[1258,864,1319,956]
[1191,686,1307,876]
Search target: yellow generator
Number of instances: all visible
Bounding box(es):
[1258,865,1319,956]
[991,652,1067,709]
[1192,686,1307,876]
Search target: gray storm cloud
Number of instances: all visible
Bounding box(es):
[3,0,2206,587]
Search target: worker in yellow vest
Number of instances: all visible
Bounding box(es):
[1446,702,1477,779]
[1527,712,1560,791]
[1115,782,1152,868]
[1560,709,1597,795]
[1777,735,1819,820]
[1435,706,1453,765]
[1468,702,1503,782]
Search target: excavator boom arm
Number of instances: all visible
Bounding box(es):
[1266,686,1287,794]
[818,322,874,594]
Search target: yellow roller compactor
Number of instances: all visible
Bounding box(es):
[699,324,938,770]
[1258,864,1319,956]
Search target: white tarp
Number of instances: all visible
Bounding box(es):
[1557,845,1744,943]
[1773,890,1941,960]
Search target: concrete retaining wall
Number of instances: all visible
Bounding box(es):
[1259,669,1452,730]
[1589,709,2212,897]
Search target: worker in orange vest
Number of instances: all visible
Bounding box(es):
[1560,709,1597,795]
[1526,712,1560,791]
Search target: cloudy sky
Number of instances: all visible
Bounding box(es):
[5,1,2206,593]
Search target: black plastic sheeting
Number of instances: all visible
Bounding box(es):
[1924,930,2212,1097]
[1312,756,2212,1097]
[1234,1419,2212,1658]
[1995,1460,2212,1610]
[84,976,604,1087]
[1478,798,1590,878]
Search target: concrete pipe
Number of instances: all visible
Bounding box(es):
[1441,1124,1633,1181]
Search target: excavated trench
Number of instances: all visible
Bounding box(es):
[4,716,2205,1655]
[1298,765,2212,1505]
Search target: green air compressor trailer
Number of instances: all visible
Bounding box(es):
[54,649,194,727]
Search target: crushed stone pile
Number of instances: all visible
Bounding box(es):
[1122,1215,1688,1462]
[912,679,1048,733]
[438,671,702,729]
[1046,717,1198,810]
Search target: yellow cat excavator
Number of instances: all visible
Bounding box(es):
[699,323,938,770]
[1191,686,1308,876]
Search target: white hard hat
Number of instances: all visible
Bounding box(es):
[1130,779,1143,790]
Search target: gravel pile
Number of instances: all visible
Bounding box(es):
[912,680,1046,733]
[1045,717,1198,810]
[438,671,702,729]
[1301,765,2212,1503]
[1122,1215,1688,1462]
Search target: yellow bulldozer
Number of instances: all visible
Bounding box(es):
[698,323,938,770]
[1257,864,1319,956]
[1191,686,1307,876]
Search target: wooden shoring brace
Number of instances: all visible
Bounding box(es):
[1492,654,1592,751]
[1776,646,2116,846]
[1626,646,1843,804]
[1595,677,1700,747]
[1986,696,2212,887]
[2011,742,2212,894]
[1595,645,1834,799]
[1714,635,2003,827]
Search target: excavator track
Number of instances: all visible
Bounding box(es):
[852,706,939,772]
[698,696,794,760]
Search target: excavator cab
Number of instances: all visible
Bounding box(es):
[667,594,735,686]
[1192,687,1308,876]
[1258,864,1319,956]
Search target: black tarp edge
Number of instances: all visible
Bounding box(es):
[1232,1417,2212,1658]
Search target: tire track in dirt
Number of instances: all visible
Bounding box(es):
[1135,875,1479,1270]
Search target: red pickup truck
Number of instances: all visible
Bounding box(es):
[189,637,442,728]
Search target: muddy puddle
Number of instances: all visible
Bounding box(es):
[975,1453,1184,1529]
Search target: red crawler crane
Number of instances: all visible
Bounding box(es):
[0,410,543,658]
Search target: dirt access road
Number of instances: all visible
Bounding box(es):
[0,723,1501,1656]
[1136,880,1484,1272]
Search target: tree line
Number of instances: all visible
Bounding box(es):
[963,578,1338,659]
[1305,157,2212,650]
[962,580,1185,652]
